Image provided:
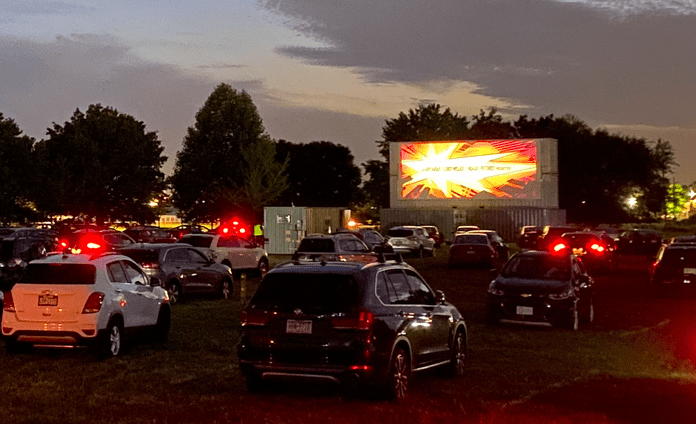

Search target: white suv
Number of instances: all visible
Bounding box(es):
[386,226,436,257]
[1,252,170,357]
[178,234,270,277]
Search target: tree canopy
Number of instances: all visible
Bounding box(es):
[0,113,36,223]
[33,104,167,223]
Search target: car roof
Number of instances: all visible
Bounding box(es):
[35,252,127,264]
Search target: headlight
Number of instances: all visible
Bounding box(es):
[488,281,504,296]
[549,287,574,300]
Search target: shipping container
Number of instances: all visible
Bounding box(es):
[263,207,350,254]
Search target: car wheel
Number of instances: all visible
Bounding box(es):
[155,307,170,343]
[5,337,29,355]
[385,346,410,401]
[219,277,232,300]
[167,281,181,305]
[257,258,269,278]
[99,320,123,358]
[444,330,467,377]
[417,246,424,258]
[244,371,264,393]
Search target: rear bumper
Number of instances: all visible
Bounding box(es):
[1,314,100,346]
[487,294,575,324]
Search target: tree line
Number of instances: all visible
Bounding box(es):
[0,84,678,226]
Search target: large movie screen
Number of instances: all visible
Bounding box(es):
[400,140,539,200]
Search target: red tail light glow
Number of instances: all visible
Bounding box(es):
[142,262,160,270]
[240,308,273,327]
[332,310,374,331]
[82,292,105,314]
[552,243,567,252]
[590,243,605,252]
[3,291,15,312]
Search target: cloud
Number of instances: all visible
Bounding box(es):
[261,0,696,128]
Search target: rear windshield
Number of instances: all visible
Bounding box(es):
[501,255,571,280]
[120,249,159,264]
[561,234,600,247]
[454,235,488,245]
[661,249,696,266]
[387,229,414,238]
[178,236,213,248]
[19,263,96,285]
[297,239,335,253]
[251,273,362,314]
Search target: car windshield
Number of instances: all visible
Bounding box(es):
[179,235,213,248]
[501,255,571,280]
[251,273,362,314]
[454,235,489,245]
[19,263,96,285]
[297,239,335,253]
[387,229,414,238]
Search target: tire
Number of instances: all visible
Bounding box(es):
[444,330,467,377]
[167,281,181,305]
[581,297,594,324]
[155,307,171,343]
[244,371,264,393]
[385,346,410,401]
[257,258,269,278]
[417,246,424,258]
[99,319,123,358]
[5,338,29,355]
[219,278,232,300]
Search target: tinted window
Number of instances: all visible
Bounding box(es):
[218,237,240,248]
[166,248,191,262]
[20,263,96,285]
[382,269,417,304]
[188,249,210,264]
[122,261,147,285]
[107,262,128,283]
[179,235,213,248]
[562,234,601,247]
[251,273,361,314]
[404,270,436,305]
[502,254,571,280]
[297,238,335,253]
[387,229,414,238]
[454,235,489,245]
[120,249,159,264]
[661,249,696,266]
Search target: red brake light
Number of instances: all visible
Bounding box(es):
[82,292,105,314]
[222,227,229,234]
[142,262,160,269]
[59,239,69,249]
[552,243,567,252]
[590,243,605,252]
[3,291,15,312]
[240,307,272,327]
[332,310,374,331]
[239,228,246,234]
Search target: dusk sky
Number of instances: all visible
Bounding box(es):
[2,0,695,184]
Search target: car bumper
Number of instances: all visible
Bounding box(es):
[487,294,575,325]
[1,314,101,347]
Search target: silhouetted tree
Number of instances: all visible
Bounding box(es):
[0,113,36,223]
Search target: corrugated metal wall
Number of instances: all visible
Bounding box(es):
[380,208,566,243]
[263,207,350,254]
[305,208,348,235]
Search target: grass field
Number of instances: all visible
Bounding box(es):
[1,248,695,423]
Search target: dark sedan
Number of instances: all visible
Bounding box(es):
[556,232,615,275]
[448,233,496,268]
[120,243,234,305]
[487,250,594,330]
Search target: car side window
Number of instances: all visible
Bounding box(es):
[188,249,209,264]
[107,261,128,283]
[122,261,147,285]
[218,237,240,248]
[237,237,251,248]
[404,270,436,305]
[383,269,417,304]
[166,248,190,262]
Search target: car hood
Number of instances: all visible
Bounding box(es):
[494,277,569,295]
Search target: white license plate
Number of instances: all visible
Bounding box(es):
[39,294,58,306]
[516,306,533,316]
[286,319,312,334]
[684,268,696,275]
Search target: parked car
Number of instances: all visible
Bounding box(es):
[536,225,575,251]
[386,226,435,257]
[120,243,234,305]
[1,252,171,357]
[294,233,376,263]
[335,228,388,251]
[448,233,496,268]
[487,250,595,330]
[422,225,444,247]
[518,226,542,249]
[177,233,269,277]
[124,226,177,243]
[616,229,663,256]
[238,255,467,399]
[59,229,137,254]
[169,224,210,240]
[666,235,696,246]
[555,232,615,275]
[650,243,696,293]
[467,230,509,261]
[0,227,59,290]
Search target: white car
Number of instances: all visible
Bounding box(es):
[386,226,436,257]
[178,234,270,277]
[1,252,170,357]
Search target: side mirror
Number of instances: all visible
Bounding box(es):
[435,290,446,304]
[150,276,162,287]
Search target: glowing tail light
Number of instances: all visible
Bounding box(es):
[142,262,160,270]
[553,243,567,252]
[590,243,605,252]
[82,292,105,314]
[86,242,102,250]
[332,310,374,331]
[240,307,272,327]
[3,291,15,312]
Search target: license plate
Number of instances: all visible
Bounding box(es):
[467,250,475,254]
[516,306,533,316]
[286,319,312,334]
[393,240,402,245]
[39,294,58,306]
[684,268,696,275]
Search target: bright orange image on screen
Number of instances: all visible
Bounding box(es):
[400,140,537,199]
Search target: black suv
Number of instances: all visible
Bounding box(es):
[238,256,467,400]
[651,244,696,293]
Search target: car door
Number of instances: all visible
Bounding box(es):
[235,236,258,270]
[186,247,221,293]
[404,269,452,365]
[121,259,160,326]
[106,260,144,328]
[216,235,243,269]
[164,247,201,292]
[571,256,593,312]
